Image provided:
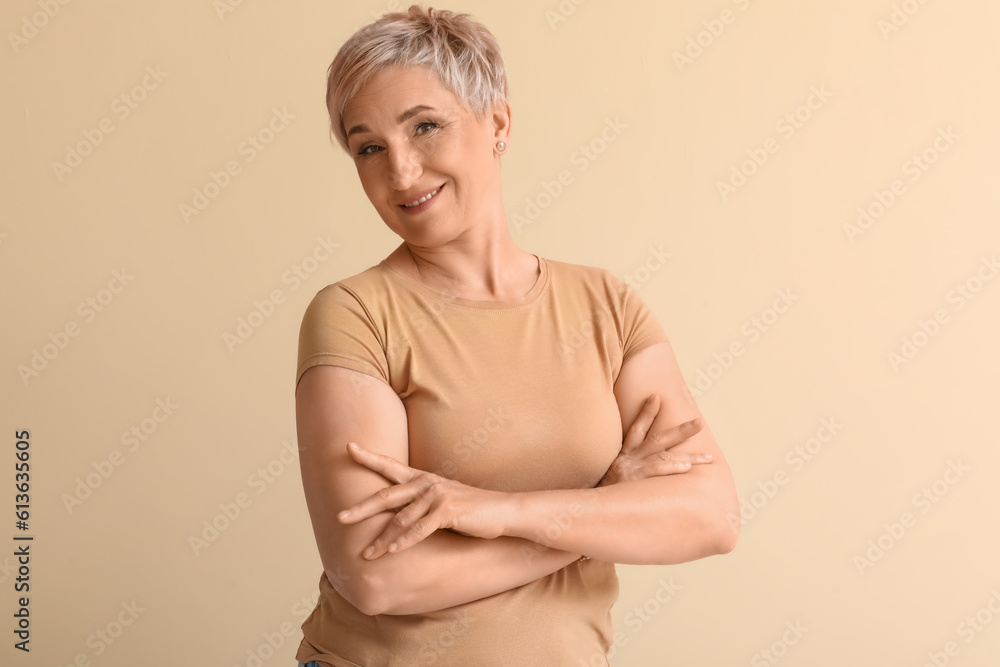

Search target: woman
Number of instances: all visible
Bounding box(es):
[294,6,739,666]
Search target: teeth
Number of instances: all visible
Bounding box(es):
[404,188,439,207]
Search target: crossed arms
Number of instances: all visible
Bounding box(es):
[295,340,739,616]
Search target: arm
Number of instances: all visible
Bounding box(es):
[296,364,581,616]
[345,340,739,565]
[507,340,740,563]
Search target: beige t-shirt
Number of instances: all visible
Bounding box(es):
[294,256,668,667]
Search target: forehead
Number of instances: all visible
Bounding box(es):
[343,65,459,129]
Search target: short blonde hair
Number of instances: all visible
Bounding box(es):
[325,5,509,153]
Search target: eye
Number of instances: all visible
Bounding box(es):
[354,121,438,157]
[415,121,438,135]
[356,143,382,157]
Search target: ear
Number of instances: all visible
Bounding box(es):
[490,98,512,145]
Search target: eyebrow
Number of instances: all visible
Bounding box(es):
[346,105,437,139]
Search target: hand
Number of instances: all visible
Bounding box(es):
[337,442,513,559]
[598,395,712,487]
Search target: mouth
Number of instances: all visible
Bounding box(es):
[400,184,444,209]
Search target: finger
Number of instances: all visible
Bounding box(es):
[658,417,705,447]
[641,450,714,477]
[381,506,443,557]
[363,495,439,559]
[631,417,705,460]
[622,395,660,454]
[606,454,642,482]
[643,449,714,467]
[345,442,417,485]
[338,478,430,524]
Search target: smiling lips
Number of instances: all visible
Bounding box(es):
[401,185,443,208]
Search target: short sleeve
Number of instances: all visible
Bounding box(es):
[615,277,670,365]
[295,283,390,390]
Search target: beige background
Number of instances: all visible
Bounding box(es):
[3,0,999,665]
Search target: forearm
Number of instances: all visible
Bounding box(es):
[505,471,739,565]
[338,527,580,615]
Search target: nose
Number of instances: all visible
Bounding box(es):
[385,142,422,192]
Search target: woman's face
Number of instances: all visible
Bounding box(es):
[342,65,506,248]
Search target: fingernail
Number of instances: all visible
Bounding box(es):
[388,542,398,553]
[338,509,352,519]
[348,442,359,451]
[363,545,375,559]
[703,454,713,461]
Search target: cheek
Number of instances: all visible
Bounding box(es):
[356,166,385,202]
[443,141,491,188]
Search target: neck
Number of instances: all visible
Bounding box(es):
[387,217,538,302]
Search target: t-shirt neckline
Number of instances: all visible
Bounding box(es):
[376,255,549,310]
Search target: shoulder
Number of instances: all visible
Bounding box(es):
[298,266,393,335]
[310,265,388,302]
[544,257,611,279]
[541,255,663,334]
[302,264,403,317]
[542,257,630,301]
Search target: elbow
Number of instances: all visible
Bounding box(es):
[679,480,742,559]
[710,503,741,555]
[676,510,738,562]
[332,563,412,617]
[713,515,740,555]
[703,474,741,556]
[649,506,740,565]
[329,566,389,616]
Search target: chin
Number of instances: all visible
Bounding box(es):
[381,215,455,246]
